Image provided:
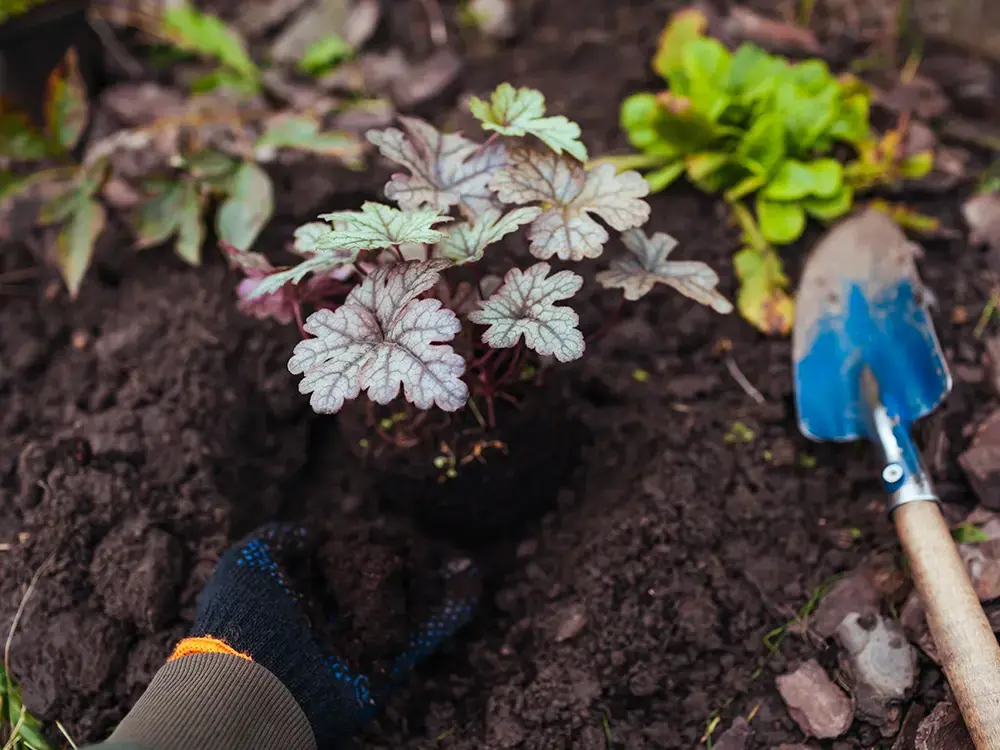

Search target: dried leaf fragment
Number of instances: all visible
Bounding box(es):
[597,228,733,312]
[491,148,650,261]
[289,260,468,413]
[367,116,507,216]
[435,207,541,265]
[469,262,585,362]
[469,83,588,161]
[318,201,452,250]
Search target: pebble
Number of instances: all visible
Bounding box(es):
[775,660,854,739]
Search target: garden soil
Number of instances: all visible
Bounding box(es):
[1,0,997,748]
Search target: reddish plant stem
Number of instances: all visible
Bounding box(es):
[471,263,487,300]
[468,348,498,370]
[586,297,626,345]
[391,245,405,263]
[293,302,307,338]
[493,344,525,387]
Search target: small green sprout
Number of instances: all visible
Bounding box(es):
[953,523,991,544]
[797,453,817,469]
[724,421,755,444]
[632,368,650,383]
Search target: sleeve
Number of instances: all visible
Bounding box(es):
[78,653,316,750]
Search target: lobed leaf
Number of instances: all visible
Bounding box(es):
[249,250,359,299]
[367,116,507,217]
[597,228,733,313]
[468,83,588,162]
[55,199,105,299]
[216,162,274,252]
[318,201,452,251]
[435,207,541,265]
[468,262,584,362]
[490,148,650,261]
[288,260,468,413]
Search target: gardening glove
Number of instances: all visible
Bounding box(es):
[86,523,481,750]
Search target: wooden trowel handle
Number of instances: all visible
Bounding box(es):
[895,500,1000,749]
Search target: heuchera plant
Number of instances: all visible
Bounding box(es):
[227,83,733,437]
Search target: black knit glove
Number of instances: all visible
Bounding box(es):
[178,523,480,747]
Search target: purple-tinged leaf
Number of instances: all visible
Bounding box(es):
[367,116,507,217]
[490,148,650,261]
[56,199,105,299]
[435,206,541,265]
[468,262,584,362]
[289,259,468,413]
[597,228,733,313]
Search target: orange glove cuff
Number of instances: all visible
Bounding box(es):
[168,635,253,663]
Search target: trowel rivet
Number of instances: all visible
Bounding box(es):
[883,464,904,484]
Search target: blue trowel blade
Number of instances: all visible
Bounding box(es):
[792,209,952,442]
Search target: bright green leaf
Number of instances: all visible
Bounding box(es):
[685,152,728,183]
[652,8,708,80]
[898,150,934,180]
[55,199,104,298]
[682,37,731,86]
[469,83,588,161]
[298,35,354,76]
[829,93,871,144]
[161,2,259,82]
[737,116,786,176]
[724,174,766,202]
[807,158,843,198]
[45,47,89,151]
[804,185,854,220]
[135,180,185,249]
[175,181,205,265]
[757,197,806,244]
[216,162,274,251]
[761,160,816,201]
[644,161,685,192]
[733,244,794,335]
[953,522,991,544]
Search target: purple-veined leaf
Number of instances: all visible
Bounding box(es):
[367,116,507,217]
[317,201,452,250]
[435,206,540,265]
[469,83,588,161]
[289,259,468,413]
[468,262,584,362]
[490,148,650,261]
[597,228,733,313]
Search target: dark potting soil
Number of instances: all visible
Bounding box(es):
[1,0,998,748]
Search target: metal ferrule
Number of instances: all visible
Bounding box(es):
[860,367,939,512]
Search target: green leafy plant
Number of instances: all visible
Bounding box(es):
[227,83,732,461]
[1,665,51,750]
[619,9,870,245]
[616,8,936,334]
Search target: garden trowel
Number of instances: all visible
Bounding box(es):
[793,208,1000,749]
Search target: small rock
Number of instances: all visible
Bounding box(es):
[714,717,753,750]
[811,566,882,638]
[958,540,1000,600]
[718,6,821,54]
[959,410,1000,510]
[963,193,1000,251]
[915,701,975,750]
[554,602,588,642]
[393,49,463,108]
[776,660,854,739]
[984,336,1000,399]
[836,613,917,729]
